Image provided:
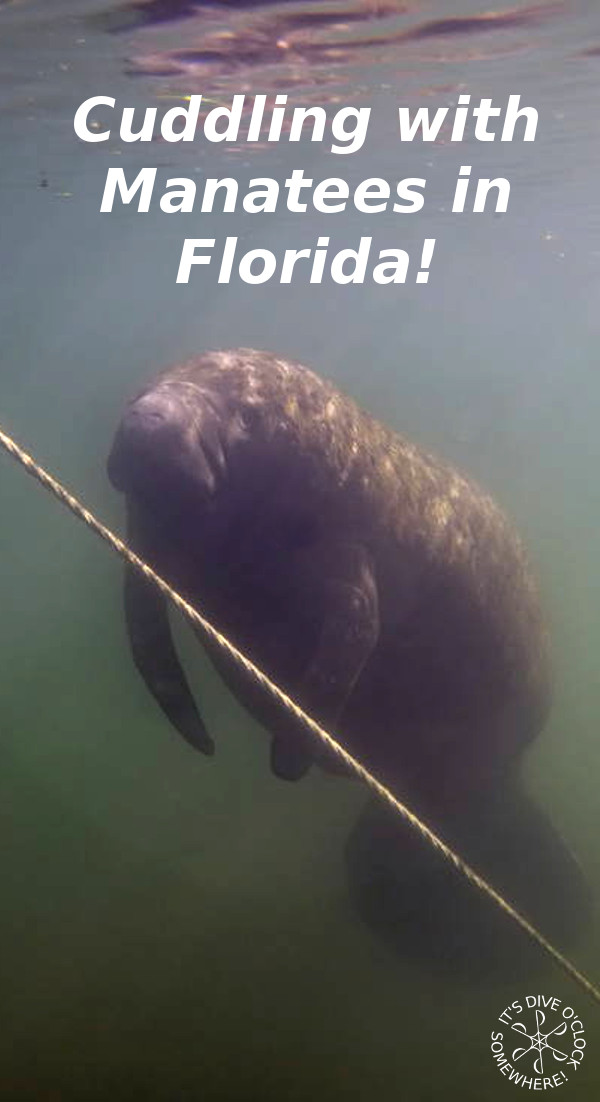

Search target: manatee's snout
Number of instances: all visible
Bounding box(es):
[112,395,181,471]
[108,390,185,491]
[108,385,225,501]
[122,393,175,434]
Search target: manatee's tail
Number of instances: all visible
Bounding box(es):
[345,783,593,979]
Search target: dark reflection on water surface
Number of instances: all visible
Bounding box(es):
[96,1,557,103]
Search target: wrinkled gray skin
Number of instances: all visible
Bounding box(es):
[108,349,590,960]
[108,348,551,806]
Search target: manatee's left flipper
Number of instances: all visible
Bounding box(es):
[124,564,215,755]
[270,727,315,782]
[270,542,379,780]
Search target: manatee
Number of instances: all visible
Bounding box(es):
[108,348,590,959]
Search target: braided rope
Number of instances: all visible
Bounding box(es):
[0,422,598,1005]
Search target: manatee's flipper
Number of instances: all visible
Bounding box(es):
[270,729,314,782]
[270,541,379,781]
[346,783,592,978]
[124,564,214,755]
[464,782,594,949]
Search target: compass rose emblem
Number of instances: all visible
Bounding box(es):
[511,1009,570,1076]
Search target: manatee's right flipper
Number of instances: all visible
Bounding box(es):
[124,564,214,755]
[270,541,380,782]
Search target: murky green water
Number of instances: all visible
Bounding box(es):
[1,0,599,1098]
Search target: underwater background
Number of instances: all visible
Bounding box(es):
[1,0,599,1097]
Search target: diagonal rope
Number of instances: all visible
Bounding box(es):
[0,421,599,1006]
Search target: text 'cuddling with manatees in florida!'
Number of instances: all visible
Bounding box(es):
[74,93,539,285]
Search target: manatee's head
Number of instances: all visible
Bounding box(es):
[108,379,234,511]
